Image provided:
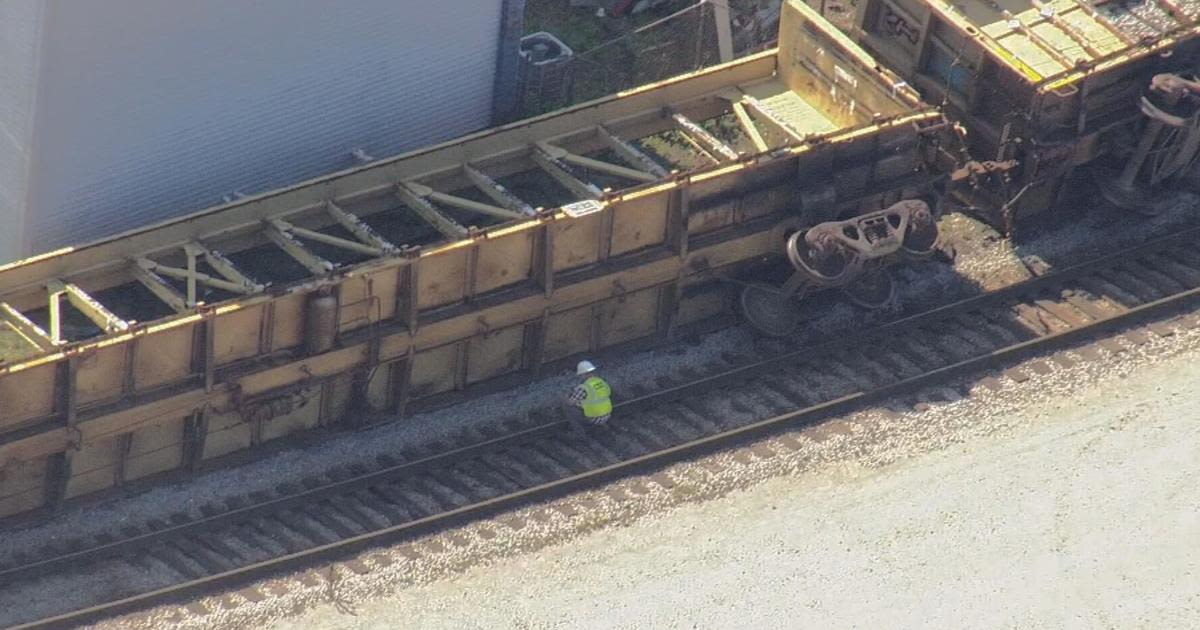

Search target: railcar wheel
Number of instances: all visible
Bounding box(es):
[1095,167,1161,215]
[842,269,896,309]
[738,282,801,337]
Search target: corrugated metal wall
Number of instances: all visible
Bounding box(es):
[15,0,506,259]
[0,0,44,262]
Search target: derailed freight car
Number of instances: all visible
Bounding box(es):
[0,1,953,520]
[813,0,1200,228]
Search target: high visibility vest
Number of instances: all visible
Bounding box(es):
[581,376,612,418]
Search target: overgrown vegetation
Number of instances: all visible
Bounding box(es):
[521,0,719,114]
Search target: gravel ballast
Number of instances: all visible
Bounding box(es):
[253,330,1200,630]
[74,312,1200,630]
[5,198,1200,628]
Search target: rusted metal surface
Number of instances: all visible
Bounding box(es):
[738,199,943,336]
[0,1,949,520]
[811,0,1200,224]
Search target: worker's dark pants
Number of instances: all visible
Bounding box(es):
[588,413,611,426]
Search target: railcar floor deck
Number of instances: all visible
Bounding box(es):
[741,81,840,135]
[945,0,1199,76]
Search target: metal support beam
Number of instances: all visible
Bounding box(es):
[274,218,386,257]
[537,142,659,183]
[674,130,721,164]
[46,357,78,513]
[190,242,263,292]
[596,126,670,178]
[130,262,189,313]
[48,280,130,334]
[48,286,63,344]
[667,185,691,259]
[532,145,604,199]
[395,254,420,334]
[463,164,537,216]
[523,311,549,376]
[44,451,73,515]
[669,110,740,161]
[597,202,615,262]
[395,184,470,240]
[464,240,480,302]
[731,101,770,153]
[114,433,134,486]
[657,278,683,341]
[264,219,335,275]
[392,348,415,419]
[137,259,258,297]
[406,182,527,221]
[589,303,604,352]
[454,340,469,391]
[740,96,808,144]
[201,317,216,392]
[183,405,210,472]
[0,302,57,350]
[326,201,399,254]
[185,245,199,307]
[536,223,554,298]
[710,0,734,63]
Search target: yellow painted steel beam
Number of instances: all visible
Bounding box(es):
[740,96,808,144]
[395,184,470,240]
[406,182,527,221]
[462,164,537,216]
[532,146,604,199]
[669,110,741,161]
[537,142,659,184]
[138,259,260,296]
[730,101,771,153]
[48,280,130,334]
[48,285,63,344]
[596,125,670,178]
[275,219,387,257]
[130,261,190,312]
[183,242,200,305]
[263,220,335,275]
[187,241,264,293]
[325,202,399,254]
[0,302,57,350]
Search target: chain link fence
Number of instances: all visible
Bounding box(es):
[521,1,782,116]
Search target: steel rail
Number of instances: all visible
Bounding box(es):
[8,222,1199,586]
[8,225,1200,629]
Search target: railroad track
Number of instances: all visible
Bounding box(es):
[7,226,1200,629]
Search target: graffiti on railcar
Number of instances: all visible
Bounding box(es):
[877,1,921,51]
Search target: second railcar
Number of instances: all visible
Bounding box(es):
[811,0,1200,229]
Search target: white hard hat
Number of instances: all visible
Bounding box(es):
[576,360,596,375]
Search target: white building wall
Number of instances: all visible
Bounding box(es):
[0,0,45,263]
[5,0,506,262]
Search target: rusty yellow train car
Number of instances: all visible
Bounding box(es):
[0,1,951,520]
[814,0,1200,225]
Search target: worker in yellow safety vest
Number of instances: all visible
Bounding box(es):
[566,360,612,425]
